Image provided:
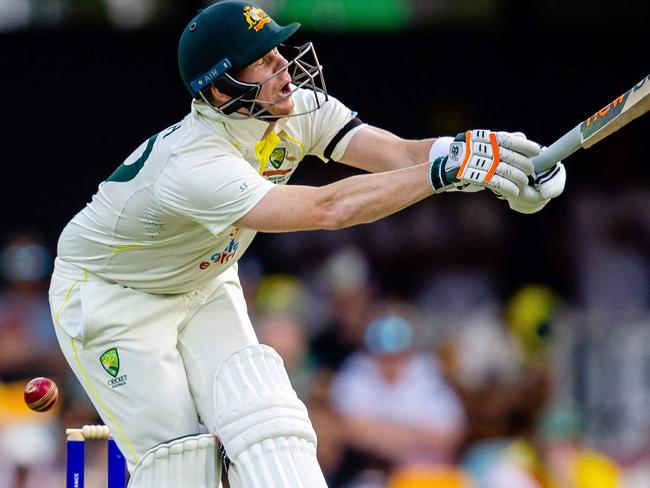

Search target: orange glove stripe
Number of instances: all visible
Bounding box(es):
[485,132,500,182]
[455,130,473,179]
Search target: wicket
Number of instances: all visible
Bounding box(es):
[66,425,127,488]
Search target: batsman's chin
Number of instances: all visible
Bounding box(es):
[269,96,295,117]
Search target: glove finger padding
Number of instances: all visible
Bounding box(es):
[498,146,535,175]
[495,131,542,158]
[484,174,521,199]
[494,162,528,189]
[505,161,566,214]
[535,162,566,199]
[506,184,548,214]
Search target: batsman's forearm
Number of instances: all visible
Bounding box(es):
[238,163,434,232]
[318,162,433,228]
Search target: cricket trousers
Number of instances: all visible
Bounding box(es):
[49,262,258,474]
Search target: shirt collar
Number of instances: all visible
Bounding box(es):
[192,100,290,145]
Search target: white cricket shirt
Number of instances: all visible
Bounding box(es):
[55,89,364,294]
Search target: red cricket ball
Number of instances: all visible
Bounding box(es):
[24,377,59,412]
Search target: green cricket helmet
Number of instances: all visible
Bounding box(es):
[178,1,328,119]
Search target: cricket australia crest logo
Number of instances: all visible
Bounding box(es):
[270,147,286,169]
[243,5,271,32]
[100,347,128,388]
[100,348,120,378]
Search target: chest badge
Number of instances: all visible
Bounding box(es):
[270,147,286,169]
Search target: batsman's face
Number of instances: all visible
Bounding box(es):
[237,47,294,116]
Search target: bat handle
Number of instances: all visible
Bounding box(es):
[532,125,582,174]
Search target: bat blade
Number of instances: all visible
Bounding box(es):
[532,73,650,173]
[580,75,650,148]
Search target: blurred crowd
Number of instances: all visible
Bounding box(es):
[246,242,646,488]
[1,0,644,32]
[0,0,499,31]
[2,188,650,487]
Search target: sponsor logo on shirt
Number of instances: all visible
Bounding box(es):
[262,168,293,184]
[199,227,241,270]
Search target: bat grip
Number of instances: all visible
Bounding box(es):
[532,125,582,174]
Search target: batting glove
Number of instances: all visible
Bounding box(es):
[505,159,566,214]
[429,130,539,199]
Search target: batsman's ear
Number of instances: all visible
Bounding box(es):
[200,83,229,106]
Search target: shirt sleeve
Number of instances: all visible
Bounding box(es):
[156,153,274,237]
[305,92,367,162]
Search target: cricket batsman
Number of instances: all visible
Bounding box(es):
[48,1,566,486]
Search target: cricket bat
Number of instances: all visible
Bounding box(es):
[532,73,650,173]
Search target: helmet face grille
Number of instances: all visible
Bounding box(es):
[201,42,329,120]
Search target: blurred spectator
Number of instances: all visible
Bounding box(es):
[311,246,376,372]
[462,407,623,488]
[0,232,58,371]
[329,313,466,487]
[462,438,546,488]
[388,464,473,488]
[572,192,650,314]
[505,285,557,369]
[255,313,315,401]
[0,232,61,488]
[253,273,312,325]
[564,193,650,468]
[538,408,621,488]
[437,285,559,448]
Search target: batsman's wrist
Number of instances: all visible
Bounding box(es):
[428,136,457,193]
[428,136,454,162]
[429,156,458,193]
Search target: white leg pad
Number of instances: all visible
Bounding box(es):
[214,344,328,488]
[127,434,221,488]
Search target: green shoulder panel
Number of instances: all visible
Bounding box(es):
[106,133,159,183]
